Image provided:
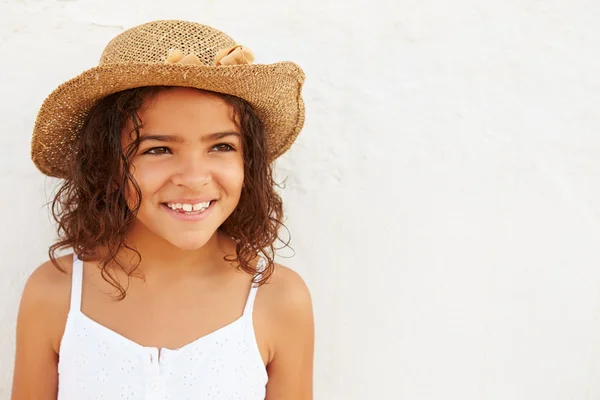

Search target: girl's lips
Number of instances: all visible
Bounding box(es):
[163,198,216,205]
[161,200,216,222]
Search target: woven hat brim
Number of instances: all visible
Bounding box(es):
[31,62,305,178]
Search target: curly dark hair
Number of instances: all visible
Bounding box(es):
[48,86,287,299]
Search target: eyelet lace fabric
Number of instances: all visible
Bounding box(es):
[57,254,268,400]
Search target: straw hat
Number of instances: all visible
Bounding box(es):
[31,20,306,178]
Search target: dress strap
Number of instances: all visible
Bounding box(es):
[242,257,266,318]
[70,253,84,313]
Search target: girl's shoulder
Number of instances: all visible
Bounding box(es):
[24,254,74,302]
[254,263,313,361]
[258,263,311,309]
[18,254,74,351]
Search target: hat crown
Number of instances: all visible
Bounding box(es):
[99,20,236,66]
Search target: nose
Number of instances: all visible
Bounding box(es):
[171,154,212,190]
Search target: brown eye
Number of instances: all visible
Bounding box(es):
[211,143,234,152]
[144,147,171,155]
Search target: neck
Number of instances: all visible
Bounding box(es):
[112,221,237,279]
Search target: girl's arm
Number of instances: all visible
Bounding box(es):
[262,266,314,400]
[11,262,68,400]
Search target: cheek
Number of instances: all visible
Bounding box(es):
[219,161,245,193]
[127,161,169,205]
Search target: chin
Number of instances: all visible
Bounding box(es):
[168,234,214,251]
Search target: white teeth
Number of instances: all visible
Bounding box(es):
[193,202,210,211]
[166,201,212,212]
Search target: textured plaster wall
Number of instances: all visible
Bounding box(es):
[1,0,600,399]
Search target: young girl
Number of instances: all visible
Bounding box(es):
[11,20,313,400]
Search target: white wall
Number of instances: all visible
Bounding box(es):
[1,0,600,399]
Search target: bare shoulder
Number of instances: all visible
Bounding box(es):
[259,263,313,316]
[23,254,72,303]
[19,254,74,350]
[255,263,314,396]
[254,263,314,357]
[12,255,73,397]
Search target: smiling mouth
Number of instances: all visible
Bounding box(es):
[162,200,215,215]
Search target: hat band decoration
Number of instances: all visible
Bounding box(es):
[214,45,255,66]
[164,49,203,65]
[164,45,255,66]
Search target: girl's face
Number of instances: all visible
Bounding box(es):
[122,88,244,250]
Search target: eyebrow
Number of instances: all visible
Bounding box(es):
[138,131,241,144]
